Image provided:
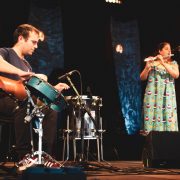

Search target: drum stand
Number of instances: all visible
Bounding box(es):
[24,88,56,166]
[78,103,97,162]
[62,77,119,172]
[62,102,103,162]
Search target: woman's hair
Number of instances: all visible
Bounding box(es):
[157,42,170,51]
[153,42,170,55]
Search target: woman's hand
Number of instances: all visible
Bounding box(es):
[156,54,165,64]
[145,60,153,71]
[140,59,153,81]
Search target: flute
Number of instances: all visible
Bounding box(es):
[144,54,174,62]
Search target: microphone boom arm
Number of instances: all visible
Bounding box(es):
[66,76,97,128]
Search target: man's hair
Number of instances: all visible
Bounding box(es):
[13,24,44,43]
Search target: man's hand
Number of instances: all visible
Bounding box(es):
[54,83,70,92]
[18,71,35,81]
[34,74,48,81]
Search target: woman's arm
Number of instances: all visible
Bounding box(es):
[140,61,152,81]
[156,55,179,79]
[162,62,179,79]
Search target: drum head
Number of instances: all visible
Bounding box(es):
[25,76,67,111]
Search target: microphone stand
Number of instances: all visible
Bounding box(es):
[66,76,98,162]
[64,77,120,172]
[66,76,97,130]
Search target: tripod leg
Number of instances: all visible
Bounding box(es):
[97,137,100,162]
[32,113,44,165]
[30,120,34,153]
[99,117,105,161]
[73,139,76,161]
[38,117,43,164]
[62,134,66,161]
[80,109,85,161]
[87,139,89,161]
[62,115,70,162]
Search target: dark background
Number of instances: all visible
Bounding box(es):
[0,0,180,161]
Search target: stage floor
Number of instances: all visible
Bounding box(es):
[1,161,180,180]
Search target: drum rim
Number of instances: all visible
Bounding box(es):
[65,95,100,100]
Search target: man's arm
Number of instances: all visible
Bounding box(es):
[0,55,33,80]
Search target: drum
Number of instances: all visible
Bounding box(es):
[25,76,66,112]
[65,95,102,139]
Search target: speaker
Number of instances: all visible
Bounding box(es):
[142,131,180,168]
[19,166,86,180]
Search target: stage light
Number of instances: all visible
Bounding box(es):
[105,0,122,4]
[115,44,123,54]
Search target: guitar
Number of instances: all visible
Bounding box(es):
[0,76,66,111]
[0,76,27,101]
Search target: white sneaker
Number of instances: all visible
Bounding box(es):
[16,154,38,171]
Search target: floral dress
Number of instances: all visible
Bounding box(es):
[143,61,179,133]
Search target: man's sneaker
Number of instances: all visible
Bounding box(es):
[44,160,62,168]
[16,153,38,171]
[43,154,62,168]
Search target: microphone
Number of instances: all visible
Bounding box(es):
[58,70,77,80]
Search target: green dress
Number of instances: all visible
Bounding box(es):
[143,61,179,133]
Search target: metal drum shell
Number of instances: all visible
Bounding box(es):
[65,95,102,138]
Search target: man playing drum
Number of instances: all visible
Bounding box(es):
[0,24,69,170]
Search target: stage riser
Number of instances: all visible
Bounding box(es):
[19,167,86,180]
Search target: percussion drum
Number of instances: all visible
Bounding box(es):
[65,95,102,139]
[25,76,66,112]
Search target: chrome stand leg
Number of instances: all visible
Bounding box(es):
[73,138,76,161]
[62,135,66,161]
[98,117,105,161]
[30,121,34,153]
[61,115,71,166]
[33,113,44,165]
[97,137,100,162]
[86,139,89,161]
